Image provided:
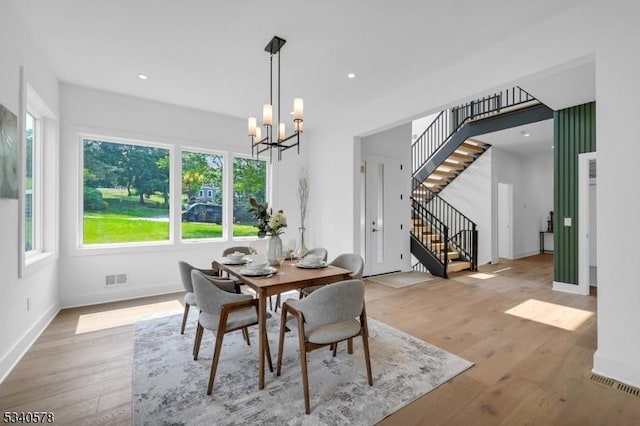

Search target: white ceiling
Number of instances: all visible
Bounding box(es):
[10,0,588,126]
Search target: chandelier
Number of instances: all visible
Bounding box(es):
[248,36,304,161]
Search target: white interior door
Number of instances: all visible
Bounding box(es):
[579,153,597,293]
[498,182,513,259]
[364,154,402,276]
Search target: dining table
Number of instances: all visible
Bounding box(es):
[212,258,352,390]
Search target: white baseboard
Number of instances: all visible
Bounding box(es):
[593,349,640,389]
[0,303,60,384]
[553,280,589,295]
[61,283,182,309]
[514,250,541,259]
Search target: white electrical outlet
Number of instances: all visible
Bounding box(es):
[564,217,572,227]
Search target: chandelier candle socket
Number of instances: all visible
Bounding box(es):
[248,35,304,161]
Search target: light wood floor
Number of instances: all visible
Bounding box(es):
[1,255,638,425]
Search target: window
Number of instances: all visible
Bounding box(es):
[232,157,267,237]
[81,138,171,245]
[20,83,57,276]
[24,111,41,254]
[181,150,224,240]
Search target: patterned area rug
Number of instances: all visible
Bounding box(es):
[133,312,473,425]
[367,271,434,288]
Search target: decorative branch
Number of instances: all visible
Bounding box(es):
[297,168,309,228]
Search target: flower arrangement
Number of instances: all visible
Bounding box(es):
[249,197,287,238]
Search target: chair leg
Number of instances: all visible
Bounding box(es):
[181,303,191,334]
[242,327,251,345]
[276,307,288,376]
[361,308,373,386]
[296,316,311,415]
[332,343,337,357]
[264,325,273,373]
[362,333,373,386]
[274,294,281,312]
[348,338,354,354]
[269,296,273,311]
[193,323,204,360]
[207,327,226,395]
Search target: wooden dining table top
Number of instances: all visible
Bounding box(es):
[212,259,353,297]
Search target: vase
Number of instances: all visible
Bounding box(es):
[267,234,283,266]
[295,227,308,258]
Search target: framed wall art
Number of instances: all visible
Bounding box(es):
[0,102,19,199]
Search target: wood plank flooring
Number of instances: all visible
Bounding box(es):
[1,255,639,425]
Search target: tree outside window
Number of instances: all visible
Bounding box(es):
[181,150,224,239]
[82,139,170,245]
[233,157,267,237]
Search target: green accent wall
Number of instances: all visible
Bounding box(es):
[553,102,596,284]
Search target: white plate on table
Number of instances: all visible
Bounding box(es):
[220,257,248,265]
[239,266,277,276]
[296,261,328,269]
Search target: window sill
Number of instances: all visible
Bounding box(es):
[21,251,58,277]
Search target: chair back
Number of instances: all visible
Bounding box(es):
[330,253,364,279]
[178,261,196,293]
[223,246,252,256]
[191,270,236,315]
[305,247,328,261]
[300,279,364,326]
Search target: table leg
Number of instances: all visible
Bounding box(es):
[258,290,267,390]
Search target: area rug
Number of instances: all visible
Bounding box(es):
[366,271,434,288]
[133,312,473,426]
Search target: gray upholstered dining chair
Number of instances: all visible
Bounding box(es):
[304,247,328,262]
[191,270,273,395]
[299,253,364,298]
[178,260,232,335]
[277,279,373,414]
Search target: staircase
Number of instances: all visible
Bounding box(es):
[410,87,550,277]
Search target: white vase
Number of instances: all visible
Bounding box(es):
[295,227,308,257]
[267,235,282,266]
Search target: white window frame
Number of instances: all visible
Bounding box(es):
[77,133,174,250]
[179,146,226,243]
[229,153,271,242]
[24,110,43,256]
[19,81,58,277]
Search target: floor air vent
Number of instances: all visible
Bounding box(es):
[589,373,640,398]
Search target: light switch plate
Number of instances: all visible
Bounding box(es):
[564,217,572,227]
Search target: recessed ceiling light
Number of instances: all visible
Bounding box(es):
[522,131,530,137]
[137,73,149,80]
[347,73,356,79]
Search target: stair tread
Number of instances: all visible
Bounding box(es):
[448,261,471,273]
[448,152,474,163]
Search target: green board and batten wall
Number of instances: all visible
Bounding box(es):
[553,101,596,285]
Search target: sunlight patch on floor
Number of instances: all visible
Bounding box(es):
[504,299,594,331]
[492,267,512,273]
[75,300,183,334]
[468,272,496,280]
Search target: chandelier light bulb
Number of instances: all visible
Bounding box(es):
[263,104,273,126]
[248,117,257,136]
[279,123,285,140]
[255,127,262,144]
[293,98,304,121]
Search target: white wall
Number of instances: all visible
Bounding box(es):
[58,84,309,307]
[0,1,60,382]
[592,0,640,388]
[492,148,553,260]
[439,150,493,265]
